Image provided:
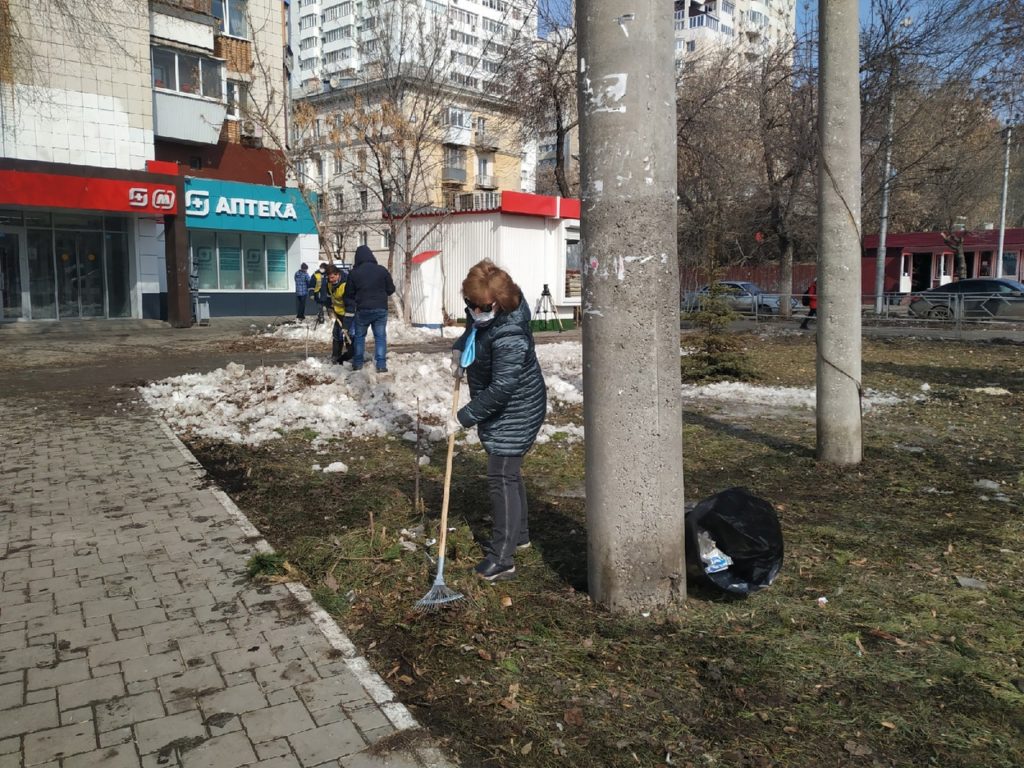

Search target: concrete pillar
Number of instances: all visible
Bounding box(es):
[578,1,685,612]
[817,0,862,464]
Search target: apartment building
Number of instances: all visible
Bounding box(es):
[0,0,318,324]
[673,0,796,59]
[286,0,538,260]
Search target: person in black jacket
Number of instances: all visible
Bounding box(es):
[346,245,396,372]
[450,260,546,582]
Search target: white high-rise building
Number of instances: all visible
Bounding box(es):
[287,0,536,95]
[673,0,796,59]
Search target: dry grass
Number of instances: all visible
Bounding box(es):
[188,333,1024,768]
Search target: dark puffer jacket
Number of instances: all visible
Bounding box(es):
[346,245,394,312]
[454,295,546,456]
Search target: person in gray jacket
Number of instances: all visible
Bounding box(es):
[450,260,546,582]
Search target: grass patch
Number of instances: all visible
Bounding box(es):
[187,333,1024,768]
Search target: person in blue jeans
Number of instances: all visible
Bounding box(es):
[346,245,396,372]
[293,263,310,320]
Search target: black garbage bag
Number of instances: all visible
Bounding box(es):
[684,487,784,595]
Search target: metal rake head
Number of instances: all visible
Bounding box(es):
[415,584,466,611]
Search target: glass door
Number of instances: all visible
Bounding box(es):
[0,229,28,320]
[55,231,106,318]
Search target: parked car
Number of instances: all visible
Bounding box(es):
[682,281,800,315]
[907,278,1024,320]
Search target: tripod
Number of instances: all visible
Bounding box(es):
[536,284,563,332]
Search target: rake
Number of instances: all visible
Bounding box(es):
[415,377,466,611]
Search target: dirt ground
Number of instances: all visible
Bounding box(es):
[6,319,1024,767]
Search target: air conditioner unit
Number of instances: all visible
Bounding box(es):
[240,120,262,139]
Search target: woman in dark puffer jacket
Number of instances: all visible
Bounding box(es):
[450,260,546,582]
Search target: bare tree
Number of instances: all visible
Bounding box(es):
[505,2,577,197]
[747,39,818,315]
[291,0,537,324]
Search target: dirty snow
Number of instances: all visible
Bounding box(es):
[140,341,904,447]
[261,318,460,344]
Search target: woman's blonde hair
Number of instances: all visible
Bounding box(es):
[462,260,521,313]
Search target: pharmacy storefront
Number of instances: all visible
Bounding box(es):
[177,178,318,317]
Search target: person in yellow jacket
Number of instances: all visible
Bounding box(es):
[309,262,328,324]
[325,264,353,364]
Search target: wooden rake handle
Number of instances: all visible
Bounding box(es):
[436,376,461,560]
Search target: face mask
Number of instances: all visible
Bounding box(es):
[471,308,496,326]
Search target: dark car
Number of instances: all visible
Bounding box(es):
[907,278,1024,320]
[682,281,800,315]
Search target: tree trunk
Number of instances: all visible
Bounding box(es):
[956,243,966,279]
[554,113,570,198]
[402,220,413,325]
[779,239,794,318]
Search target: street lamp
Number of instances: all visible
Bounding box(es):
[995,116,1016,279]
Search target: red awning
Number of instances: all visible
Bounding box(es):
[412,250,441,264]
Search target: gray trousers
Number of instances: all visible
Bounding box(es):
[487,455,529,566]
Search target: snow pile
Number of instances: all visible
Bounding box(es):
[264,318,460,344]
[141,343,587,447]
[681,381,902,411]
[140,340,902,447]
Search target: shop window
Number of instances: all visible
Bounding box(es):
[1001,252,1018,277]
[267,236,288,289]
[151,47,224,100]
[243,234,266,289]
[105,231,131,318]
[218,233,243,289]
[213,0,248,38]
[191,231,218,289]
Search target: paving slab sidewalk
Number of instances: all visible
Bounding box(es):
[0,400,455,768]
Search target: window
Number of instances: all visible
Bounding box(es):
[450,29,478,46]
[444,107,471,127]
[217,233,243,289]
[1002,252,1019,278]
[686,40,696,52]
[323,26,353,43]
[226,80,248,118]
[300,13,318,30]
[452,8,478,26]
[450,72,479,89]
[475,117,486,134]
[299,36,318,51]
[266,236,287,289]
[192,231,218,289]
[299,57,318,71]
[477,154,490,177]
[444,145,466,168]
[151,47,224,99]
[243,234,266,289]
[213,0,248,38]
[190,232,291,290]
[481,17,506,35]
[334,191,344,211]
[360,231,368,246]
[359,190,368,210]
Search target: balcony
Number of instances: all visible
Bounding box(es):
[441,166,467,184]
[153,91,226,144]
[474,131,499,151]
[443,124,473,146]
[475,173,497,190]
